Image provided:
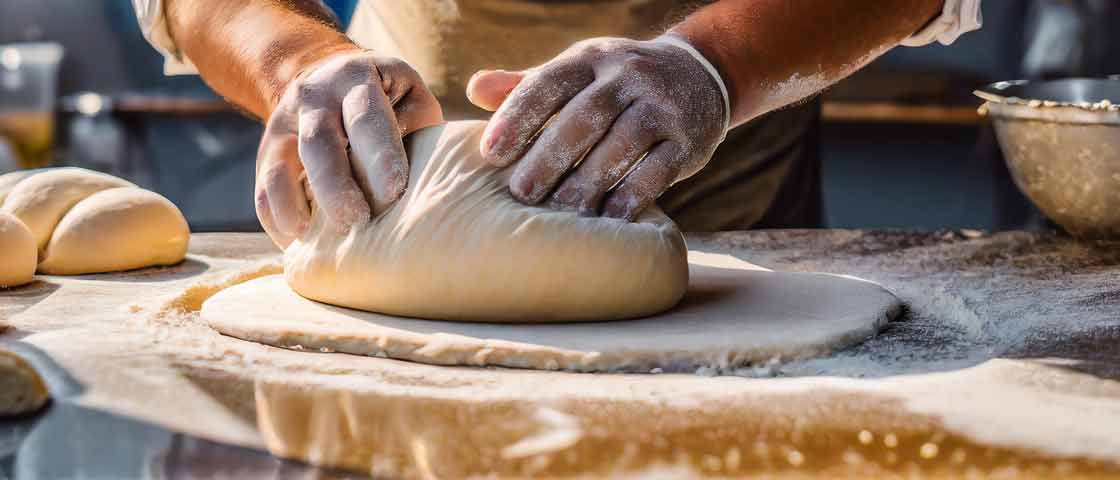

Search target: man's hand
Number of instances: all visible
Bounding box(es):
[255,50,442,247]
[467,37,726,220]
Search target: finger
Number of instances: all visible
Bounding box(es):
[603,141,684,221]
[550,103,662,214]
[257,133,311,242]
[508,80,629,204]
[466,70,525,112]
[254,189,290,249]
[376,58,444,135]
[343,84,409,214]
[298,106,371,231]
[480,62,593,166]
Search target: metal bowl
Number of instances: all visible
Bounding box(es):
[976,78,1120,238]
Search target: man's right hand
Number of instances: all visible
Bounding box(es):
[255,50,443,248]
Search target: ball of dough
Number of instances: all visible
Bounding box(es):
[0,168,190,275]
[37,187,190,275]
[0,212,36,287]
[285,121,688,323]
[1,168,133,251]
[0,169,37,205]
[0,349,49,417]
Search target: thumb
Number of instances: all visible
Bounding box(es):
[466,70,525,112]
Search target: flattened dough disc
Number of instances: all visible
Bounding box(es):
[203,253,901,372]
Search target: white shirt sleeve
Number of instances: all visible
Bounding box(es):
[901,0,983,47]
[131,0,198,75]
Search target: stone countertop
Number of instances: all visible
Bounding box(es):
[2,230,1119,478]
[687,229,1120,380]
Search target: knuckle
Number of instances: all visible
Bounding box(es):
[529,65,564,86]
[346,108,390,132]
[340,58,376,81]
[297,80,325,104]
[254,188,271,212]
[569,39,603,57]
[619,54,657,74]
[274,86,301,115]
[297,121,322,143]
[376,56,405,69]
[258,164,289,193]
[679,157,706,180]
[572,37,626,57]
[658,158,686,183]
[534,59,587,86]
[631,102,668,127]
[264,108,290,132]
[585,81,622,107]
[256,138,282,166]
[345,82,376,104]
[267,162,291,183]
[298,118,337,145]
[622,61,665,88]
[631,101,658,116]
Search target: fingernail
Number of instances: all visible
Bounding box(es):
[470,69,494,81]
[466,72,484,103]
[510,173,537,203]
[483,133,506,158]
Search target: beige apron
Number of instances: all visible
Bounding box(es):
[347,0,822,231]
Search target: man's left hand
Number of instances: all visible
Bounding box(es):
[467,37,726,220]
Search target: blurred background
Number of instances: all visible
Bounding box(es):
[0,0,1117,232]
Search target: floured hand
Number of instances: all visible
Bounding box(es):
[467,37,726,220]
[256,50,443,247]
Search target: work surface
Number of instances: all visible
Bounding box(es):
[2,230,1119,478]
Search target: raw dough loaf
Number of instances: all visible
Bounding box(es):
[0,211,36,287]
[285,121,688,323]
[0,168,190,275]
[0,349,49,416]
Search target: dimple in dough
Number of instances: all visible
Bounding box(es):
[285,121,689,323]
[0,168,190,276]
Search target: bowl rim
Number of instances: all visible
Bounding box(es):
[976,78,1120,126]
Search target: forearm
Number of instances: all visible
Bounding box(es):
[672,0,944,126]
[164,0,359,118]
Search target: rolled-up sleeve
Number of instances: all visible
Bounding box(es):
[132,0,198,74]
[901,0,982,47]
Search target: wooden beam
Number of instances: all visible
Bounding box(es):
[822,101,982,125]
